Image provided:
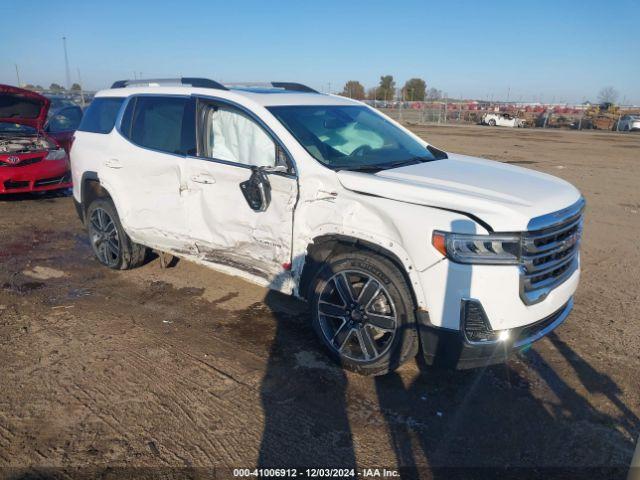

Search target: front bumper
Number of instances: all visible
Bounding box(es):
[417,298,573,369]
[0,159,71,194]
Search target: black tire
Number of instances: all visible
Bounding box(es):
[85,197,146,270]
[488,119,496,126]
[310,249,419,376]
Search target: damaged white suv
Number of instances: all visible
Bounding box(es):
[71,78,583,375]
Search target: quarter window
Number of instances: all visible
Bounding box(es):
[77,97,124,134]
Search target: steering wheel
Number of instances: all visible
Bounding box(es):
[351,144,373,157]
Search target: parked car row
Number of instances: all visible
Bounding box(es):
[0,84,83,194]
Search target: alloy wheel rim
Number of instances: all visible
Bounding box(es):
[317,270,397,362]
[89,208,120,267]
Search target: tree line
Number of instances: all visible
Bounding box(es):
[340,76,442,101]
[22,83,83,93]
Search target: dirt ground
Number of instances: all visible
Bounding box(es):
[0,125,638,478]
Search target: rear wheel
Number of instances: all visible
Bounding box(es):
[86,198,146,270]
[488,119,496,126]
[310,250,418,376]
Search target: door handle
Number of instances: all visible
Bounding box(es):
[104,158,123,169]
[191,174,216,185]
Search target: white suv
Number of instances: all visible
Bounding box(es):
[71,78,583,375]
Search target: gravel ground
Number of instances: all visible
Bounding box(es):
[0,125,638,479]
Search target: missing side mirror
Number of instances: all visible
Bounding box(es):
[239,167,272,212]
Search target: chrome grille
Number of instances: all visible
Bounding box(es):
[520,199,584,305]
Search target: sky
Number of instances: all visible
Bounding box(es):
[2,0,639,104]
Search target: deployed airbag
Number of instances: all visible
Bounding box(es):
[203,107,275,167]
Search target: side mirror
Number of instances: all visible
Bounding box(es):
[239,166,271,212]
[275,144,291,172]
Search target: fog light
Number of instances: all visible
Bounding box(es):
[461,299,511,345]
[461,299,494,344]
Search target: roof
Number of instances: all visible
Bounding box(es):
[230,89,360,107]
[96,81,361,107]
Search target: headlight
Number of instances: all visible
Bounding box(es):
[432,231,521,264]
[45,148,67,161]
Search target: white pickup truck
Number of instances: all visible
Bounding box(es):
[70,78,583,375]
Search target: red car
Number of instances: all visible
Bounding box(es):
[0,85,77,194]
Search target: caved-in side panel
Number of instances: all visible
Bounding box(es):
[102,133,191,251]
[290,171,487,309]
[183,157,297,284]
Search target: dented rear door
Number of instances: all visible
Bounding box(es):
[102,95,194,251]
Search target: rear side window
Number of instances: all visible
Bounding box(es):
[77,97,124,134]
[122,96,195,155]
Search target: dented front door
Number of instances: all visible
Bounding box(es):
[183,158,297,283]
[183,98,297,284]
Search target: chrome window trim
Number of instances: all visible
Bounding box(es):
[112,93,298,178]
[114,93,191,160]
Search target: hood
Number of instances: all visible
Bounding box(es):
[336,153,582,231]
[0,85,50,131]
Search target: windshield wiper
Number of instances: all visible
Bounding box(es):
[336,164,386,173]
[337,158,425,173]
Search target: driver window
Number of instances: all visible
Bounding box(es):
[201,104,276,167]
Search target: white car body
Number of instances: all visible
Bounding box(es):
[71,79,582,370]
[482,112,526,128]
[617,115,640,131]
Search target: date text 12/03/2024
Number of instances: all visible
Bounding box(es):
[232,468,400,478]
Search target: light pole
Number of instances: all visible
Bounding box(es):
[62,36,71,90]
[77,68,86,107]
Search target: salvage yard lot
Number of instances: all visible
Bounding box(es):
[0,125,638,474]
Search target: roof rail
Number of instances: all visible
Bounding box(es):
[271,82,318,93]
[223,82,319,93]
[110,77,228,90]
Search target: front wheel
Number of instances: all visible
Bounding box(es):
[310,250,419,376]
[488,119,496,126]
[86,198,147,270]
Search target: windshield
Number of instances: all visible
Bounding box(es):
[0,122,37,135]
[268,105,439,171]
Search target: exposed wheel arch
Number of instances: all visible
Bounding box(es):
[298,234,418,307]
[80,172,112,223]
